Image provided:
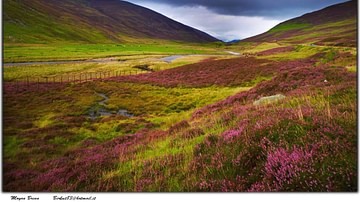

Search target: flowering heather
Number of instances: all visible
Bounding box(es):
[3,46,356,192]
[221,121,247,143]
[182,128,205,139]
[256,46,295,56]
[168,120,190,134]
[109,57,278,87]
[192,59,355,118]
[188,66,356,191]
[262,146,315,191]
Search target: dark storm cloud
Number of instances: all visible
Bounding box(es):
[129,0,349,18]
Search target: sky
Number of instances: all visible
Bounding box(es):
[126,0,349,41]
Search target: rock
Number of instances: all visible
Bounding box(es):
[253,94,286,106]
[132,64,154,72]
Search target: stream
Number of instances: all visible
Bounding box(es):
[224,51,241,55]
[88,92,134,120]
[160,55,187,63]
[5,52,242,67]
[160,51,241,63]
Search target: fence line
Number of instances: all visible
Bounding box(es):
[5,68,155,92]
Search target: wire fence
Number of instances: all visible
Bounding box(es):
[4,69,154,92]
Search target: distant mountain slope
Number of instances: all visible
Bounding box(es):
[3,0,219,44]
[244,0,357,46]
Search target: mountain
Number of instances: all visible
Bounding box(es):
[3,0,219,44]
[226,39,241,44]
[244,0,357,47]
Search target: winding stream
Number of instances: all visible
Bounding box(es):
[160,55,186,63]
[88,92,134,120]
[160,51,241,63]
[5,52,242,67]
[224,51,241,55]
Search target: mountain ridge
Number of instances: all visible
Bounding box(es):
[4,0,219,44]
[243,0,357,47]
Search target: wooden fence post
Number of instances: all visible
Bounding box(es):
[15,80,18,92]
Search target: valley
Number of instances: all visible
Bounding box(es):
[2,0,357,192]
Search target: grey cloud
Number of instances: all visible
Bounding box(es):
[128,0,349,18]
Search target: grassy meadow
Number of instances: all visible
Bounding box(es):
[3,42,224,63]
[4,54,235,82]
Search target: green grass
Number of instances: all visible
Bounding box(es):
[272,19,356,45]
[304,19,355,32]
[3,136,27,158]
[92,81,248,116]
[34,113,56,128]
[4,80,248,149]
[3,43,222,63]
[257,45,319,60]
[4,0,113,44]
[257,44,356,63]
[4,54,233,82]
[269,23,311,33]
[229,42,284,54]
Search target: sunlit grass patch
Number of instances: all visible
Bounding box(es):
[269,23,311,33]
[346,65,356,72]
[257,45,320,60]
[34,113,56,128]
[4,136,27,158]
[3,43,223,63]
[94,81,246,116]
[243,42,284,54]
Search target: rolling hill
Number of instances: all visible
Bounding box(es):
[244,0,357,47]
[3,0,219,44]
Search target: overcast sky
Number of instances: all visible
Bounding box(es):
[126,0,348,41]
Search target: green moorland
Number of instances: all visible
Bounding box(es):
[2,0,357,192]
[3,41,225,63]
[3,40,357,191]
[4,54,234,82]
[283,19,356,45]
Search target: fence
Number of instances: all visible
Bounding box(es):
[5,68,155,92]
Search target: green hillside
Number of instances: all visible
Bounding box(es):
[244,0,356,47]
[3,0,218,44]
